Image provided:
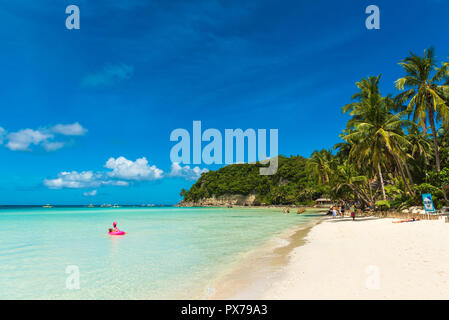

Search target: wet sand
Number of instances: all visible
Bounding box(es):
[207,212,324,299]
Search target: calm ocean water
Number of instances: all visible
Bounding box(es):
[0,207,316,299]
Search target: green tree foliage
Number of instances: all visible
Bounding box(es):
[182,156,318,205]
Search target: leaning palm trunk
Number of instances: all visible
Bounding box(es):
[377,163,386,200]
[347,184,371,208]
[428,108,449,205]
[404,160,414,186]
[368,178,374,203]
[392,154,415,196]
[429,108,441,172]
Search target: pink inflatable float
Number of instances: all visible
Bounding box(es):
[108,230,125,236]
[108,221,126,235]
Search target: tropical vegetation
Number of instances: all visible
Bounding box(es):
[181,47,449,210]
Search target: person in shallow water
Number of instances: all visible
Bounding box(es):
[109,221,119,233]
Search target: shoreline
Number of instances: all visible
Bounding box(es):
[207,210,325,299]
[221,215,449,299]
[176,203,330,210]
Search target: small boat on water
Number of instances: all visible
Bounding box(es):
[88,204,95,208]
[42,204,53,208]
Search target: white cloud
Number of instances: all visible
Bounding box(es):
[83,64,134,87]
[42,141,65,151]
[113,181,129,186]
[169,162,208,180]
[44,171,100,189]
[44,171,129,189]
[105,156,163,180]
[51,122,87,136]
[44,156,163,190]
[83,190,97,196]
[44,157,203,192]
[1,123,86,152]
[6,129,53,151]
[0,127,5,144]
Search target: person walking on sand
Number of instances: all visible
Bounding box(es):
[351,211,356,221]
[332,207,337,218]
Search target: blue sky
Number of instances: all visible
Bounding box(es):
[1,0,449,205]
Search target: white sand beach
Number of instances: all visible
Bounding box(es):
[223,216,449,300]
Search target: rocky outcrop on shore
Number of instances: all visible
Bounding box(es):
[177,194,259,207]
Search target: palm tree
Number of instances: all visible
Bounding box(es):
[333,132,352,162]
[332,161,373,207]
[307,149,334,186]
[395,47,449,172]
[404,125,433,183]
[343,75,415,200]
[299,187,315,202]
[407,125,432,160]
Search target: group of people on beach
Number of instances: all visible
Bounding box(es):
[283,207,306,215]
[328,204,356,221]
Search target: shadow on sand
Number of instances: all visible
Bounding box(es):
[325,216,380,223]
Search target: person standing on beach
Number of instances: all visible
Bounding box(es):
[351,211,356,221]
[332,207,337,218]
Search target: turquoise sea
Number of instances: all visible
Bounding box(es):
[0,207,316,299]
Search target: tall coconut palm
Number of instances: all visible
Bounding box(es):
[395,47,449,172]
[343,75,415,200]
